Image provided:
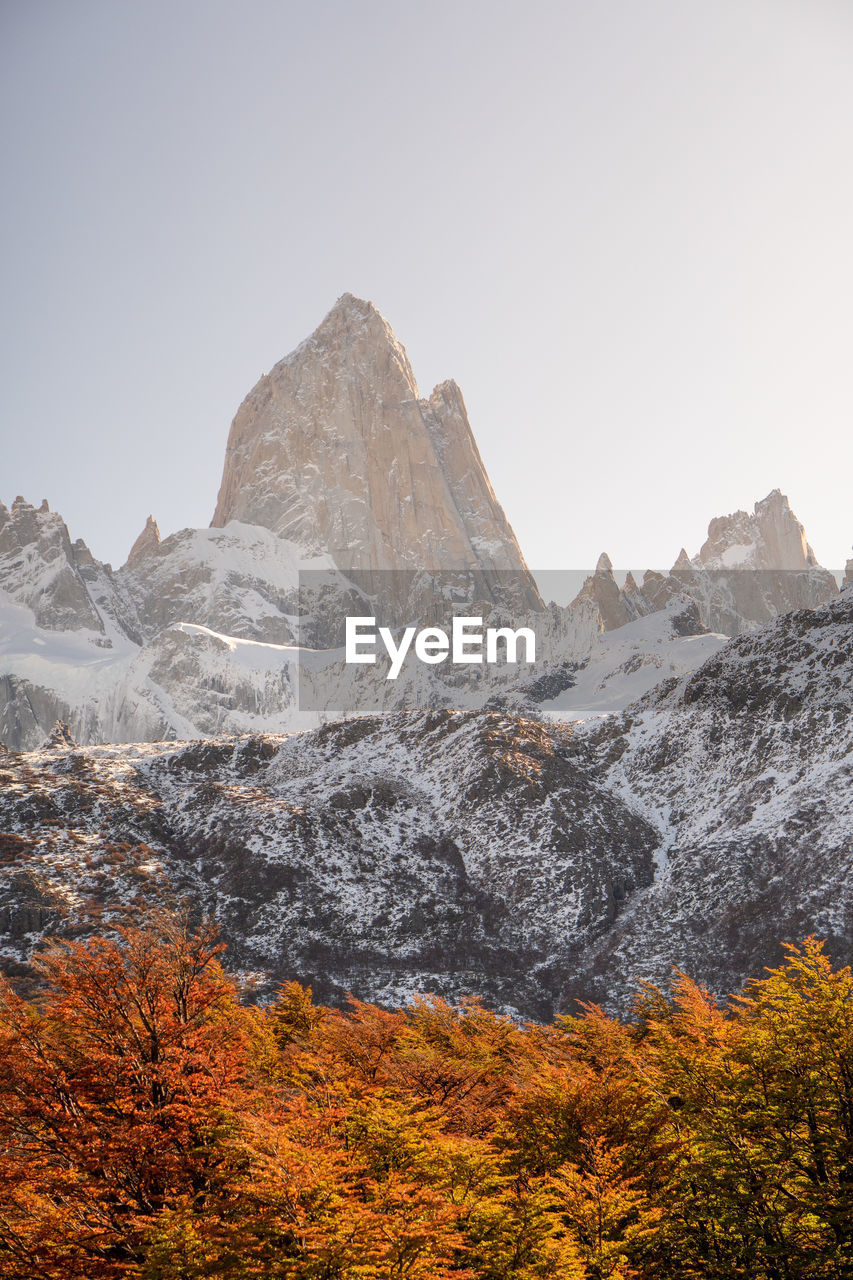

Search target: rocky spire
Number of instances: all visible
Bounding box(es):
[673,490,837,633]
[0,497,105,632]
[42,721,77,750]
[573,553,631,631]
[126,515,161,567]
[209,294,540,604]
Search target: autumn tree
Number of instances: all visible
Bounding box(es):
[2,918,853,1280]
[0,913,251,1278]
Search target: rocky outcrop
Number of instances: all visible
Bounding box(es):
[42,721,77,750]
[115,523,313,645]
[574,554,660,632]
[574,554,629,631]
[0,675,77,752]
[0,497,142,642]
[568,589,853,1007]
[672,489,838,633]
[694,488,819,571]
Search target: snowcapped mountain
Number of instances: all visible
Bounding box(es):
[567,587,853,1007]
[0,539,715,750]
[0,497,333,747]
[0,295,842,753]
[2,589,849,1016]
[575,489,838,636]
[0,496,139,642]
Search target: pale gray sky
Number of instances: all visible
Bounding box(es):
[2,0,851,572]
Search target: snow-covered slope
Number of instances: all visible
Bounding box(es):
[538,604,725,720]
[0,486,831,751]
[116,520,337,644]
[0,569,721,749]
[0,496,138,641]
[567,588,853,1004]
[0,711,660,1017]
[2,590,849,1015]
[0,501,342,747]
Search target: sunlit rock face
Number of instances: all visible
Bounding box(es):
[573,554,659,633]
[694,488,820,571]
[125,515,161,568]
[210,294,541,606]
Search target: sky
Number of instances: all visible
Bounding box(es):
[2,0,852,576]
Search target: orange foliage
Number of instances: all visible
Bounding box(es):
[0,922,851,1278]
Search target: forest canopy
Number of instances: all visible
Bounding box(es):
[0,916,851,1279]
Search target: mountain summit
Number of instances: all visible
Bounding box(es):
[211,294,537,587]
[691,488,821,571]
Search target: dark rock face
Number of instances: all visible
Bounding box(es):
[0,712,657,1019]
[1,594,850,1018]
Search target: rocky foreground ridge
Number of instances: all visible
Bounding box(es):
[2,590,849,1017]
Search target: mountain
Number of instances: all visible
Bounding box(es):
[211,294,539,591]
[0,493,337,748]
[0,297,709,749]
[1,293,850,1017]
[0,296,843,751]
[575,489,837,636]
[0,496,139,641]
[2,589,849,1015]
[0,534,713,750]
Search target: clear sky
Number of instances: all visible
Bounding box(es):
[2,0,851,574]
